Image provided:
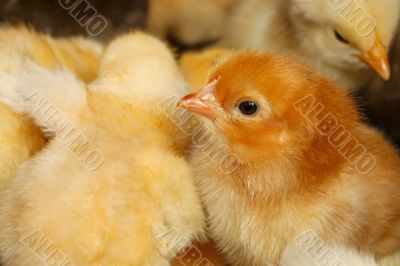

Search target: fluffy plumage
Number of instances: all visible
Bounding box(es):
[220,0,400,89]
[281,243,378,266]
[0,32,204,265]
[178,52,400,265]
[0,25,102,190]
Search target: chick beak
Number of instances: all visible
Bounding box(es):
[178,79,219,121]
[359,35,391,81]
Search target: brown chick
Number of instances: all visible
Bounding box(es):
[178,52,400,265]
[0,25,102,190]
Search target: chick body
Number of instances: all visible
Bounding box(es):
[281,243,378,266]
[0,32,204,265]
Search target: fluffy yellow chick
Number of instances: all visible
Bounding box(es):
[220,0,400,89]
[0,25,102,190]
[178,52,400,265]
[179,48,400,266]
[0,32,204,265]
[147,0,239,46]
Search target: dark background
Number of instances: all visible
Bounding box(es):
[0,0,148,40]
[1,0,399,147]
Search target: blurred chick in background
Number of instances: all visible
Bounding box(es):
[147,0,239,46]
[220,0,400,89]
[0,25,102,190]
[0,32,204,265]
[179,52,400,265]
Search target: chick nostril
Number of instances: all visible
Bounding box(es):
[200,93,215,101]
[200,95,208,101]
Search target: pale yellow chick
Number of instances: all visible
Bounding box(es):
[220,0,400,89]
[0,32,204,266]
[0,25,102,190]
[147,0,239,46]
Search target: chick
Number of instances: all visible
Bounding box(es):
[178,52,400,265]
[0,25,102,190]
[0,32,204,265]
[147,0,239,46]
[220,0,400,89]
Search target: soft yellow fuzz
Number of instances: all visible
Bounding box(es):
[0,32,204,265]
[0,25,103,190]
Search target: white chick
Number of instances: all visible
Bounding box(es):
[0,32,204,265]
[220,0,400,89]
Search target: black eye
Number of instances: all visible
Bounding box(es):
[238,101,259,116]
[334,30,349,44]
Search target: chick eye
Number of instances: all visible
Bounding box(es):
[238,100,259,116]
[334,30,349,44]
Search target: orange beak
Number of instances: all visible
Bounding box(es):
[178,78,220,121]
[359,35,391,81]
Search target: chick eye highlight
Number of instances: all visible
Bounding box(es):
[334,30,349,44]
[238,100,259,116]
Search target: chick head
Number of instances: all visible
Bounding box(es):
[288,0,400,80]
[178,52,359,162]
